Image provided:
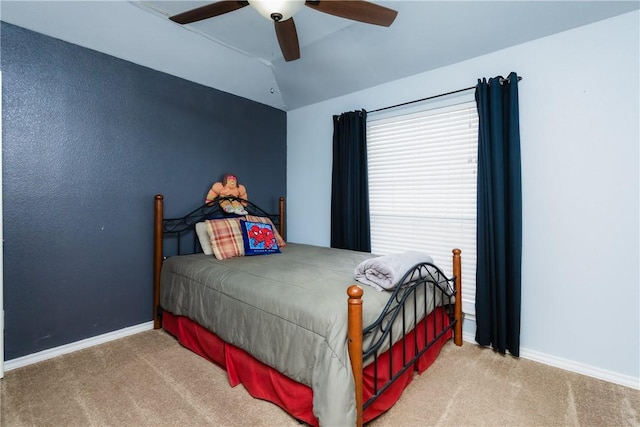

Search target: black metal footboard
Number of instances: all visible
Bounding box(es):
[361,262,457,412]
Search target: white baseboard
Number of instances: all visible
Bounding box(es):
[519,347,639,390]
[461,331,639,390]
[3,321,154,372]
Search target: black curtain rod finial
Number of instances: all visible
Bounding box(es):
[498,76,523,85]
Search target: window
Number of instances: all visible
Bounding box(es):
[366,100,478,316]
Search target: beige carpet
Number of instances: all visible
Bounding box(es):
[1,330,638,426]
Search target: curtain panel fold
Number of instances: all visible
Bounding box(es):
[330,110,371,252]
[474,72,523,357]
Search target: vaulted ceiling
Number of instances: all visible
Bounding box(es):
[2,1,638,111]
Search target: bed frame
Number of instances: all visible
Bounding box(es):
[153,194,463,427]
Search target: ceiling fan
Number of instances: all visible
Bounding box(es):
[169,0,398,62]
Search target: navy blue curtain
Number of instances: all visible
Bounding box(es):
[330,110,371,252]
[475,72,522,357]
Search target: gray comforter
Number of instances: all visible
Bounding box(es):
[160,243,442,426]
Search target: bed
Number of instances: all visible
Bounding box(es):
[153,194,463,426]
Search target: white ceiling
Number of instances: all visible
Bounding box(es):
[2,1,639,111]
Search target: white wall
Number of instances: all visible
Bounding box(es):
[287,11,639,387]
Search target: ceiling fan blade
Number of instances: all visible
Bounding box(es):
[169,1,249,24]
[275,18,301,62]
[305,0,397,27]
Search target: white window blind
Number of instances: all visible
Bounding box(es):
[366,101,478,316]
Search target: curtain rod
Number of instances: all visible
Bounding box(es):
[369,75,523,114]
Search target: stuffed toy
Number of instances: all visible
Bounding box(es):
[205,173,248,215]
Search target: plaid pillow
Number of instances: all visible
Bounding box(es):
[206,218,244,260]
[244,215,286,248]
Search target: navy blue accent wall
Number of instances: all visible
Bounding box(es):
[1,22,287,360]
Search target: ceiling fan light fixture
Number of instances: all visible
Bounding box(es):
[248,0,305,22]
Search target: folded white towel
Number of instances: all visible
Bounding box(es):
[354,251,434,292]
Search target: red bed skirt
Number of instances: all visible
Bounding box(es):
[163,308,451,425]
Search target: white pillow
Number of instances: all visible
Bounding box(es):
[195,222,213,255]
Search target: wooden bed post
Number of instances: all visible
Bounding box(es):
[347,285,364,427]
[452,248,463,346]
[153,194,164,329]
[278,196,286,241]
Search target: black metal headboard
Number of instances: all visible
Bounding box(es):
[158,195,283,257]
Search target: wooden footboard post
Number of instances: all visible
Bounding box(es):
[347,285,364,427]
[153,194,164,329]
[452,248,463,346]
[278,196,286,241]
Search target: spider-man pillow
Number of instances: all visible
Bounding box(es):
[240,220,281,256]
